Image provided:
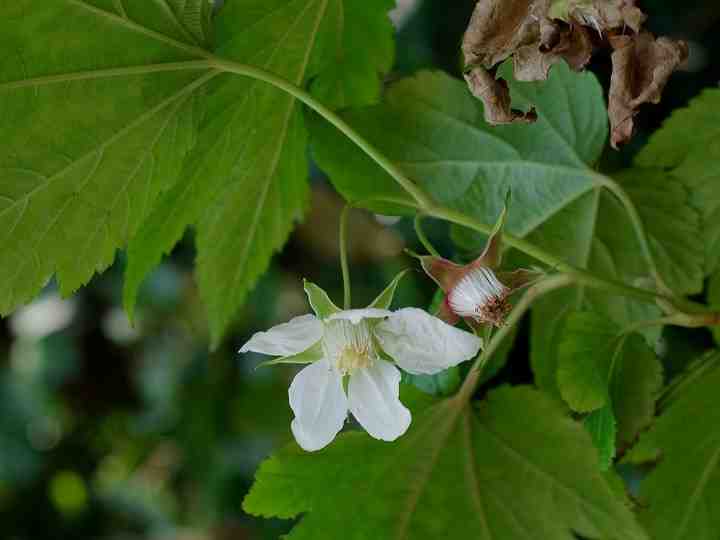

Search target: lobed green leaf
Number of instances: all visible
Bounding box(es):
[244,385,647,540]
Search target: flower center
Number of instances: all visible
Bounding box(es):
[448,266,510,326]
[322,319,375,375]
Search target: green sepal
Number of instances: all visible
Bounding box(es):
[368,269,410,309]
[256,341,323,369]
[303,280,341,319]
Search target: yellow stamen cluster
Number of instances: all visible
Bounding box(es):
[336,345,373,375]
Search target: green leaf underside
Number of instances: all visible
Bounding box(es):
[312,62,606,225]
[244,386,647,540]
[304,280,341,318]
[0,1,394,343]
[636,90,720,275]
[633,352,720,540]
[557,312,663,458]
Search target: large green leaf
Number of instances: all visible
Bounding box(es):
[0,0,210,314]
[636,90,720,275]
[0,0,394,341]
[312,62,607,224]
[0,1,393,344]
[244,386,647,540]
[633,352,720,540]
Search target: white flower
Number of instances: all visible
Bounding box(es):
[240,307,481,452]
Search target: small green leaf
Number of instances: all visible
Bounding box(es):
[244,386,647,539]
[633,352,720,540]
[257,341,323,368]
[557,311,663,458]
[584,404,617,471]
[367,269,410,309]
[557,313,618,413]
[303,280,341,319]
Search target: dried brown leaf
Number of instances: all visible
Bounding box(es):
[560,0,647,33]
[464,66,538,125]
[462,0,547,68]
[608,33,689,148]
[514,23,593,81]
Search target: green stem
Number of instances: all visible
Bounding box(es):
[426,205,665,307]
[339,205,352,310]
[204,59,715,321]
[457,274,576,403]
[28,53,706,321]
[210,58,434,209]
[413,214,441,257]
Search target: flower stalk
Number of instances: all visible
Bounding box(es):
[339,205,352,310]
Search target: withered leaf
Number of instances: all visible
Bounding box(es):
[514,23,593,81]
[608,33,689,148]
[462,0,548,69]
[567,0,647,34]
[464,66,538,125]
[462,0,683,146]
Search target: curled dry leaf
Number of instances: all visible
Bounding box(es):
[562,0,647,33]
[461,0,686,146]
[609,33,689,148]
[514,22,593,81]
[462,0,548,69]
[465,67,538,124]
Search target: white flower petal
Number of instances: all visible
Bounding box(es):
[348,359,410,442]
[289,358,348,451]
[327,308,392,324]
[374,308,482,375]
[239,314,323,356]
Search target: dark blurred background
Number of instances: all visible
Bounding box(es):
[1,1,718,538]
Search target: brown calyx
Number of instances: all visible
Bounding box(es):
[476,294,512,327]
